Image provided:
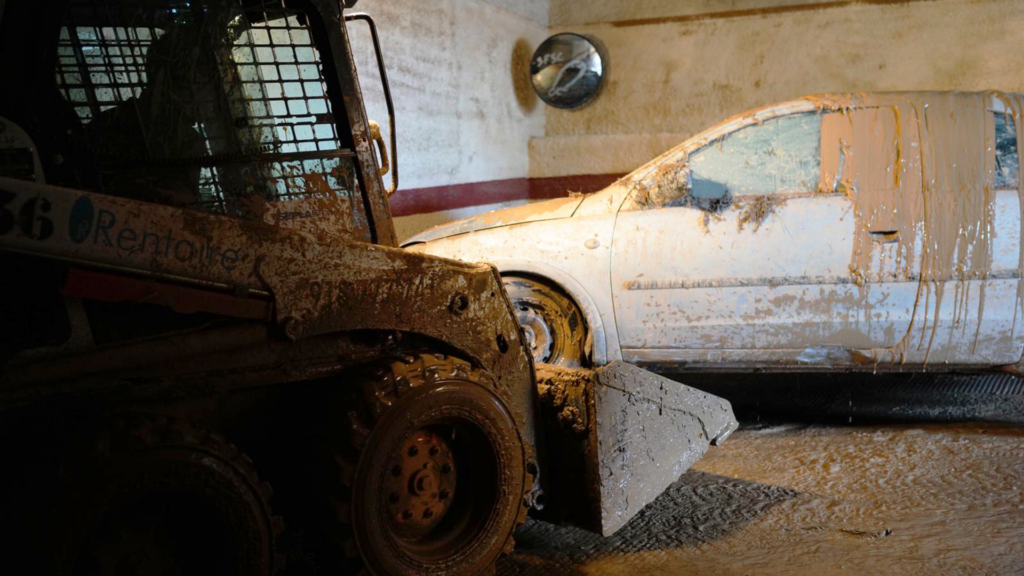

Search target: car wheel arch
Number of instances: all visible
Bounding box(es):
[493,260,612,366]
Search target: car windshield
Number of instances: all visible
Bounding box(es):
[51,0,366,227]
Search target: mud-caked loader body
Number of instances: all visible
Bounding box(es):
[0,1,734,574]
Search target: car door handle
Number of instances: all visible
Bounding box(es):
[869,230,899,243]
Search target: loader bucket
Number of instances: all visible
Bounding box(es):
[535,361,738,536]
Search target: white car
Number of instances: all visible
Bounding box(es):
[405,92,1024,373]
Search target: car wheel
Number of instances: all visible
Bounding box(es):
[502,275,588,367]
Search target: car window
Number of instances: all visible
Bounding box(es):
[820,106,903,195]
[688,112,821,200]
[995,113,1019,189]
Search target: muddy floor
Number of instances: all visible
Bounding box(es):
[500,375,1024,576]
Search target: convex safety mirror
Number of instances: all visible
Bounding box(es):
[530,33,605,109]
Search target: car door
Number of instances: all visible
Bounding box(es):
[978,97,1024,365]
[816,103,925,363]
[610,106,916,367]
[895,94,1024,365]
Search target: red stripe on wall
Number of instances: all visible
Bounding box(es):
[389,173,625,217]
[529,173,624,199]
[389,177,528,217]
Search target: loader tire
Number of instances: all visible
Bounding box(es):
[324,353,529,576]
[45,415,282,576]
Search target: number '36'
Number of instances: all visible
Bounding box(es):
[0,188,53,240]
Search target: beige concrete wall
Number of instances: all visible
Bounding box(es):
[550,0,849,26]
[533,0,1024,177]
[481,0,549,25]
[529,132,687,178]
[347,0,549,190]
[358,0,1024,238]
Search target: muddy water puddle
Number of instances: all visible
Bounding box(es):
[501,423,1024,575]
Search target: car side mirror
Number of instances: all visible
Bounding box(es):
[691,175,728,201]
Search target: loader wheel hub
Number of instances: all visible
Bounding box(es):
[411,469,437,495]
[386,429,456,538]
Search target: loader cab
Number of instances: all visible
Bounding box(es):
[0,0,395,244]
[0,0,397,361]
